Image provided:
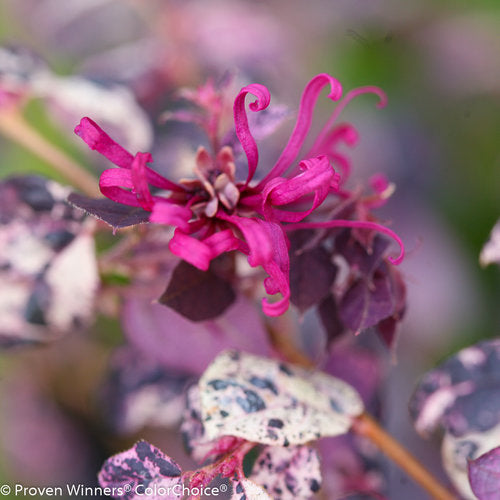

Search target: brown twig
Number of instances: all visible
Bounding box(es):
[352,412,457,500]
[0,110,100,196]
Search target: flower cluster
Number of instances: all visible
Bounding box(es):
[74,73,404,318]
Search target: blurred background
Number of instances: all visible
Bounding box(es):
[0,0,499,498]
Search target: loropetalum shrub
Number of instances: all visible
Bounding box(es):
[71,74,405,343]
[65,73,410,499]
[10,71,500,499]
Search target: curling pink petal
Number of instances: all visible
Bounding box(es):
[131,153,154,210]
[263,156,336,206]
[75,117,137,169]
[256,73,343,188]
[285,219,405,265]
[311,86,387,154]
[261,156,338,223]
[202,230,242,259]
[168,230,212,271]
[99,168,142,207]
[260,222,291,316]
[217,212,273,267]
[233,83,271,185]
[149,202,192,232]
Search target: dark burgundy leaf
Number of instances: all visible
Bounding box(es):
[98,440,182,500]
[335,231,390,278]
[468,446,500,499]
[318,294,345,344]
[158,259,236,321]
[68,192,151,229]
[324,346,382,408]
[289,245,337,312]
[376,316,398,349]
[339,267,394,333]
[376,265,406,349]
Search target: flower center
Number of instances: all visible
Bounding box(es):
[180,146,240,218]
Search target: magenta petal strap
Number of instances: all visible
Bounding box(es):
[149,202,192,232]
[233,83,271,186]
[168,230,213,271]
[261,156,339,223]
[131,153,154,210]
[217,212,273,267]
[285,219,405,265]
[75,117,136,169]
[202,230,242,259]
[99,168,143,207]
[256,73,343,188]
[310,86,387,154]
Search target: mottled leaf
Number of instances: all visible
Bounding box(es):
[98,440,182,500]
[181,385,216,462]
[68,192,150,230]
[181,385,247,464]
[480,219,500,267]
[468,446,500,500]
[100,347,192,434]
[123,294,273,375]
[199,351,364,446]
[339,265,394,333]
[289,244,337,312]
[410,340,500,437]
[441,421,500,499]
[0,176,98,347]
[250,445,322,499]
[230,477,272,500]
[158,259,236,321]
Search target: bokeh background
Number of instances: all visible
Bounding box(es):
[0,0,499,498]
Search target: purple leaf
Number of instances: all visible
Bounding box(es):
[409,340,500,438]
[324,346,382,409]
[289,242,337,313]
[68,192,150,229]
[250,445,322,499]
[339,265,394,333]
[98,441,182,500]
[318,294,345,344]
[375,265,406,349]
[100,347,192,434]
[158,258,236,322]
[199,351,364,446]
[335,231,390,277]
[468,446,500,499]
[230,478,272,500]
[122,294,273,376]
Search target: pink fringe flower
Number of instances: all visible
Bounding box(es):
[75,73,404,316]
